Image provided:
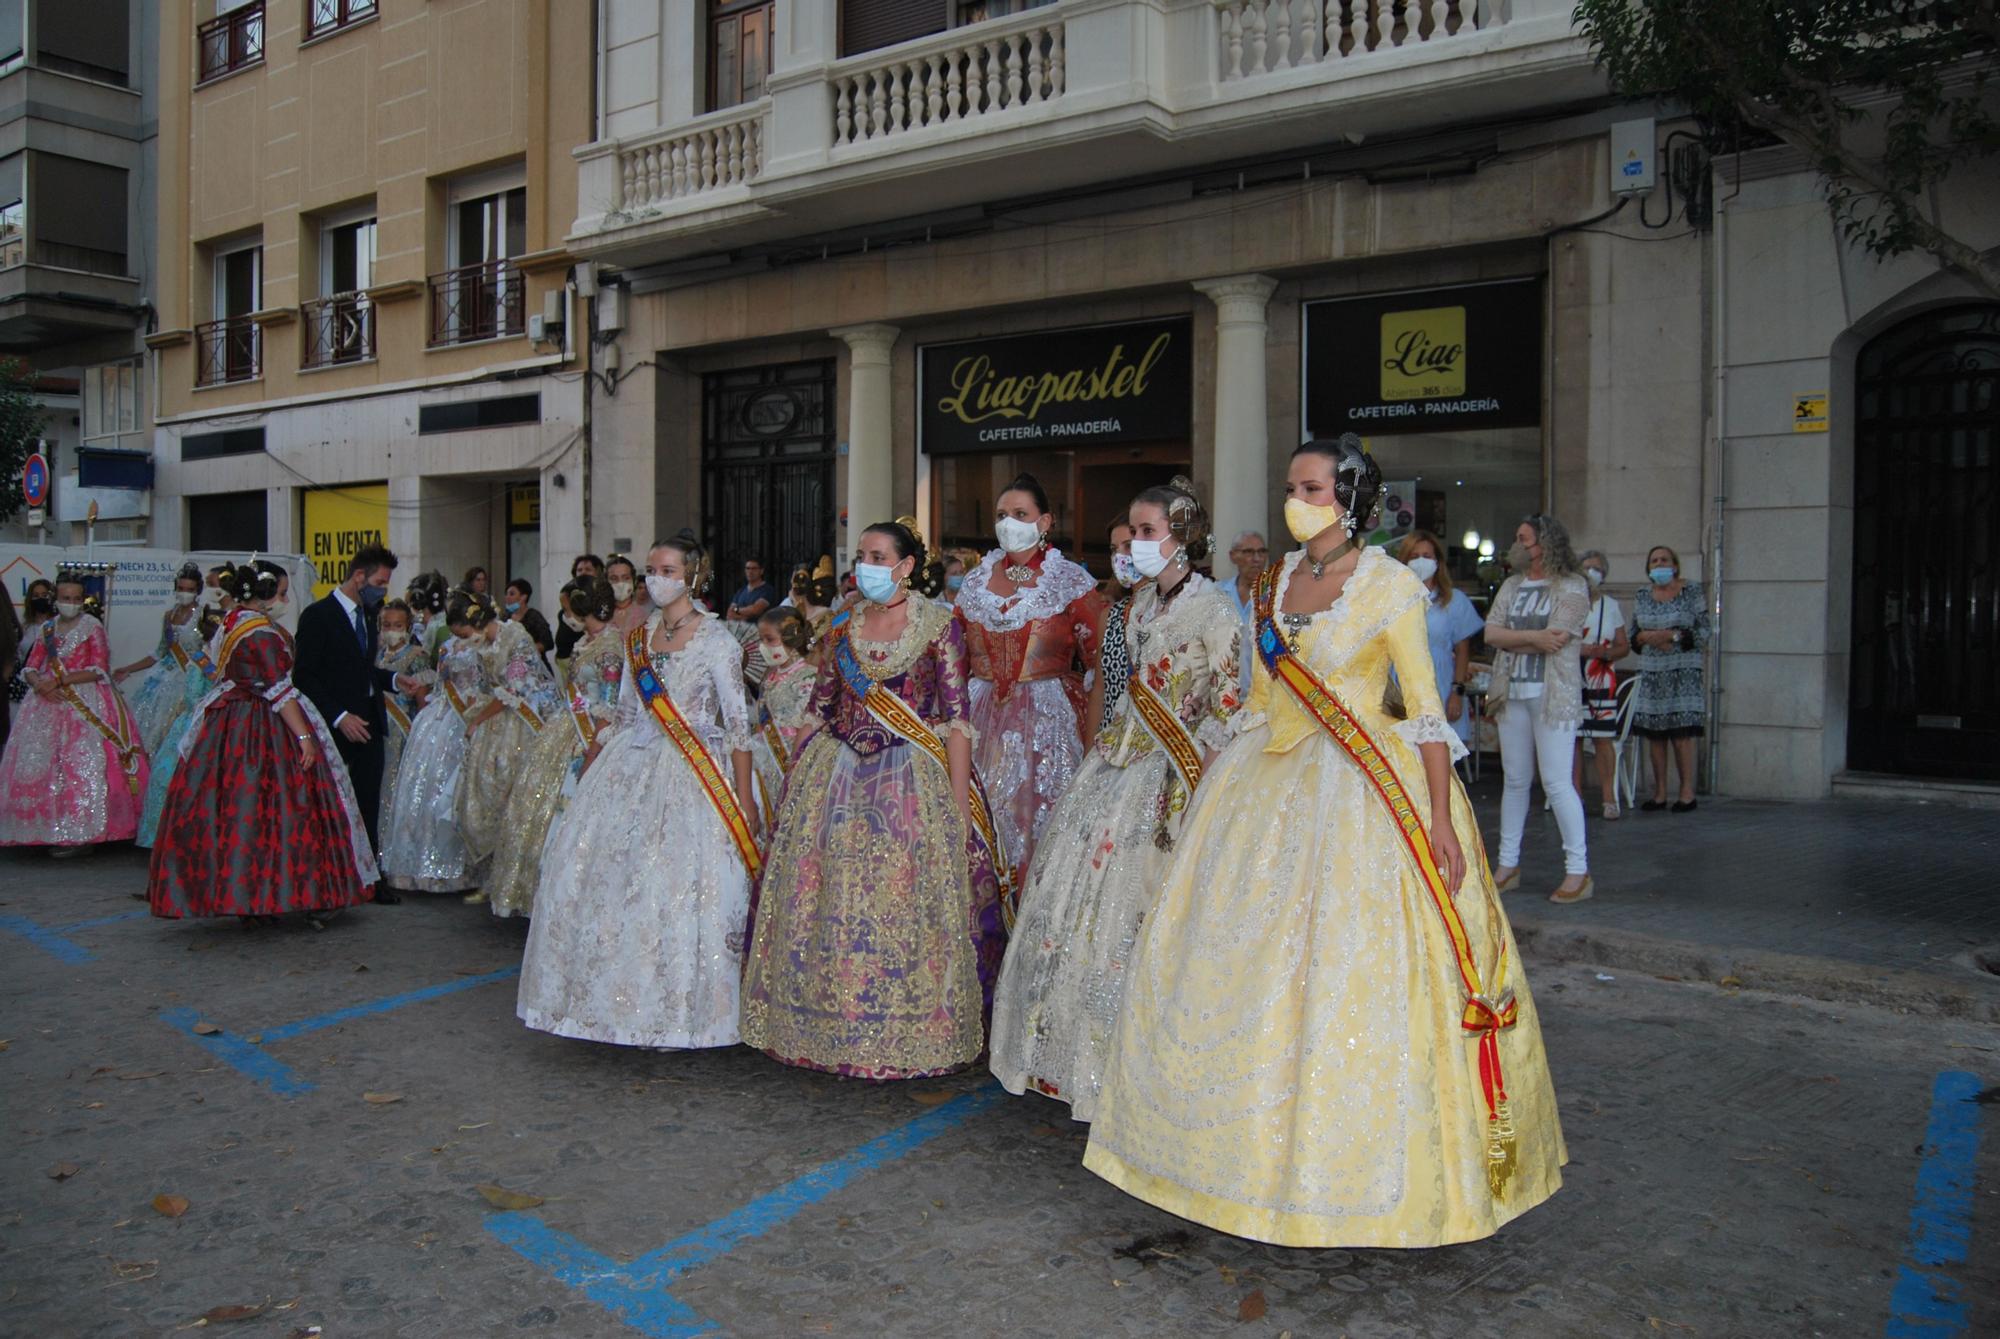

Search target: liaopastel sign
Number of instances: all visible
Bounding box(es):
[919,317,1192,455]
[1303,278,1541,436]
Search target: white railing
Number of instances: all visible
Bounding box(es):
[831,19,1066,149]
[1216,0,1500,80]
[615,105,767,211]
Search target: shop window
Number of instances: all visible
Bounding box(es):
[83,362,141,441]
[188,490,269,552]
[710,0,772,111]
[33,0,129,85]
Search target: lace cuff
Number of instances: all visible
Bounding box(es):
[937,718,979,746]
[1195,716,1234,755]
[262,676,298,710]
[722,725,755,754]
[1395,713,1468,762]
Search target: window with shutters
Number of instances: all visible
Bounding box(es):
[954,0,1055,25]
[709,0,773,112]
[840,0,945,58]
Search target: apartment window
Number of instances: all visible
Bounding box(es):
[710,0,773,111]
[431,176,526,346]
[197,240,263,386]
[0,153,20,270]
[198,1,264,84]
[303,214,376,368]
[840,0,943,57]
[306,0,376,40]
[83,363,141,441]
[28,155,127,275]
[0,1,23,74]
[188,490,269,552]
[34,0,131,85]
[953,0,1055,25]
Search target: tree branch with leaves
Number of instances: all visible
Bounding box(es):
[0,358,47,524]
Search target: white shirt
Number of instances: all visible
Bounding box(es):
[330,586,372,727]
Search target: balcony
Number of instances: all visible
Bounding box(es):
[198,3,265,85]
[306,0,378,41]
[301,292,375,368]
[428,261,525,347]
[195,316,261,387]
[574,0,1602,265]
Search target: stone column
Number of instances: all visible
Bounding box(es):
[1194,274,1278,580]
[832,323,900,561]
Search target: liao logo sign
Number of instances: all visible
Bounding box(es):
[1379,306,1466,402]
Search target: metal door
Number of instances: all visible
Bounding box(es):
[702,361,837,599]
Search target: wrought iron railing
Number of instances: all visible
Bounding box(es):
[301,293,375,369]
[198,3,265,83]
[428,260,525,346]
[307,0,377,41]
[195,315,262,387]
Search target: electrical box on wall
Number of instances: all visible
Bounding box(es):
[1610,117,1657,195]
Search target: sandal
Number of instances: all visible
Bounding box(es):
[1493,867,1521,893]
[1549,876,1595,905]
[1602,804,1621,821]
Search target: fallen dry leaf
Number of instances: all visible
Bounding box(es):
[47,1161,81,1181]
[908,1090,955,1106]
[1717,975,1743,989]
[1238,1289,1268,1322]
[285,1329,323,1338]
[273,1297,303,1311]
[244,1035,263,1044]
[1646,1321,1695,1334]
[362,1092,403,1105]
[110,1258,158,1283]
[353,963,369,972]
[191,1023,222,1036]
[151,1194,191,1218]
[194,1301,267,1323]
[456,1122,490,1131]
[83,1101,105,1110]
[475,1183,545,1210]
[117,1071,166,1081]
[0,1038,10,1051]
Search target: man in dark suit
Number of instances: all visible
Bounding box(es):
[294,544,401,901]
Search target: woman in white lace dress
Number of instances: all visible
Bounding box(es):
[517,535,759,1049]
[378,591,491,893]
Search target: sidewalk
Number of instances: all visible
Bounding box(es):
[1466,773,2000,1021]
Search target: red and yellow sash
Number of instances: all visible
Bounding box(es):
[41,619,145,796]
[215,612,274,671]
[443,681,473,720]
[1253,567,1520,1198]
[384,697,412,733]
[564,685,600,751]
[167,631,220,683]
[829,610,1018,925]
[755,718,790,830]
[1124,673,1203,794]
[626,625,762,879]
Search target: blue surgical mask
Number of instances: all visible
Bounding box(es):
[945,574,964,592]
[360,584,386,607]
[1648,566,1676,586]
[855,563,900,604]
[505,600,522,615]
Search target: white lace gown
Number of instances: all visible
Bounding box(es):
[517,615,756,1049]
[378,635,484,892]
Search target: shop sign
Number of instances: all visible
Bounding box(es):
[919,317,1192,455]
[1303,278,1542,436]
[302,483,388,600]
[509,485,541,527]
[1792,393,1828,433]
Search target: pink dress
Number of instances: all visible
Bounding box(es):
[0,615,149,845]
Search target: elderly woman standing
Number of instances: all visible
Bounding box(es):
[1483,514,1593,903]
[1630,544,1708,812]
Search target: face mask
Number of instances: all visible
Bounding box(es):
[610,579,634,602]
[56,601,83,620]
[945,574,965,593]
[175,590,199,607]
[1284,497,1343,544]
[854,562,900,604]
[759,643,790,667]
[26,597,51,616]
[1585,568,1605,587]
[360,584,386,608]
[266,599,288,619]
[1111,553,1139,588]
[1405,556,1438,583]
[1130,539,1175,579]
[995,515,1043,554]
[381,630,409,650]
[561,612,584,632]
[504,600,522,615]
[1507,542,1535,571]
[1649,566,1676,586]
[645,575,685,607]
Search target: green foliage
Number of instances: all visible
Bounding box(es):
[1575,0,2000,294]
[0,357,46,523]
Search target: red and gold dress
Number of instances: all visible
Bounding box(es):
[954,548,1107,892]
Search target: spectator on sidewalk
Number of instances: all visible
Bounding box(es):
[1484,513,1593,904]
[463,566,490,599]
[555,556,606,661]
[1101,514,1137,722]
[1574,549,1629,820]
[502,577,532,622]
[1396,528,1483,752]
[1630,544,1708,813]
[725,558,779,624]
[1222,530,1268,697]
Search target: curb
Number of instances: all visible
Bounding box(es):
[1512,919,2000,1025]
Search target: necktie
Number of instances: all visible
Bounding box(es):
[353,602,367,650]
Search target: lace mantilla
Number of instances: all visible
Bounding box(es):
[847,596,952,681]
[956,548,1098,632]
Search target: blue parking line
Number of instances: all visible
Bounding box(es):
[0,913,93,963]
[1885,1070,1985,1337]
[159,965,522,1095]
[59,909,152,932]
[488,1084,1007,1338]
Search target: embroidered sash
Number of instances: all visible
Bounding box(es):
[41,620,145,795]
[829,609,1018,926]
[626,625,762,878]
[1253,567,1521,1198]
[216,612,275,670]
[443,681,474,721]
[564,684,600,752]
[384,697,412,733]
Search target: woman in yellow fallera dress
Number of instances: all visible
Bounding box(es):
[1084,435,1565,1248]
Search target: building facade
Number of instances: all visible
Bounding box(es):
[148,0,593,600]
[0,0,159,544]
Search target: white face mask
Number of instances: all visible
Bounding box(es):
[994,515,1043,554]
[1585,567,1605,587]
[1111,553,1139,589]
[381,629,409,650]
[759,643,791,667]
[1405,555,1439,583]
[646,575,686,607]
[610,579,634,602]
[174,590,198,607]
[55,601,83,620]
[266,599,288,619]
[561,611,585,632]
[1130,538,1175,579]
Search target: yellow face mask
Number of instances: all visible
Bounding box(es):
[1284,497,1345,544]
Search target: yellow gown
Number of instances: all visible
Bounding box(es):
[1083,548,1565,1247]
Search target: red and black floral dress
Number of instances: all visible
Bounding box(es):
[148,608,379,918]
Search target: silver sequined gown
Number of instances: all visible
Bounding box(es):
[378,635,485,892]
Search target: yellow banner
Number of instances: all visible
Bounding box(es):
[302,484,389,600]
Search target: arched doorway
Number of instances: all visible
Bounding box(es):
[1848,303,2000,780]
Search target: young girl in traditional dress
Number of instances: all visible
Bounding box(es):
[786,557,838,652]
[374,599,433,845]
[745,606,820,827]
[456,602,561,905]
[378,591,491,894]
[405,571,450,658]
[990,479,1243,1120]
[0,571,148,855]
[517,536,758,1048]
[742,519,1006,1080]
[486,579,622,919]
[1083,436,1564,1248]
[148,563,376,918]
[956,473,1108,896]
[118,564,214,849]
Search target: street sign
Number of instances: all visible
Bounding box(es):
[26,506,43,528]
[1793,393,1828,433]
[22,451,49,508]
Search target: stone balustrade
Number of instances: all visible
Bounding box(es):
[829,18,1066,149]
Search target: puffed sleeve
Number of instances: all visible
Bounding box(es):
[1195,596,1244,754]
[933,612,976,741]
[710,627,754,752]
[1386,599,1467,761]
[228,627,297,709]
[1071,588,1108,678]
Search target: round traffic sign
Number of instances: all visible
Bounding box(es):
[22,452,48,508]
